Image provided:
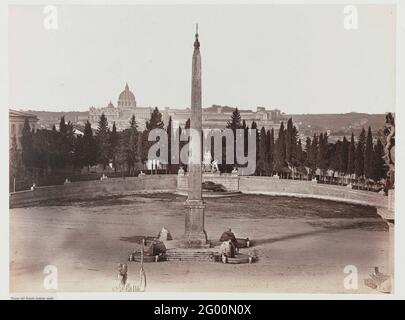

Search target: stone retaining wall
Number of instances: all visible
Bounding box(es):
[10,174,388,210]
[239,176,388,209]
[9,175,177,208]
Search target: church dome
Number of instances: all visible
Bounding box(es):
[118,83,136,108]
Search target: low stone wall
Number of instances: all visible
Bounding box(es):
[239,176,388,209]
[9,175,177,208]
[10,174,388,210]
[177,173,239,192]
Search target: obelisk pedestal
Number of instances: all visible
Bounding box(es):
[180,25,209,248]
[182,200,209,248]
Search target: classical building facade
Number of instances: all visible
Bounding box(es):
[88,83,286,131]
[9,109,38,148]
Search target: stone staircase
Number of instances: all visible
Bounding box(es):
[165,248,218,262]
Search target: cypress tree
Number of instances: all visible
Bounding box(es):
[347,132,355,175]
[251,121,259,173]
[339,136,349,175]
[145,107,163,168]
[21,118,34,174]
[138,130,149,166]
[82,121,97,169]
[49,124,59,170]
[330,140,342,173]
[123,116,139,175]
[40,130,56,172]
[296,138,304,169]
[317,133,323,169]
[267,129,274,174]
[59,116,67,136]
[291,125,299,167]
[309,133,318,175]
[73,135,84,168]
[242,120,248,157]
[167,116,173,172]
[285,118,294,165]
[109,122,120,172]
[129,114,138,130]
[56,116,74,168]
[146,107,164,130]
[270,128,275,166]
[364,126,374,179]
[96,113,110,169]
[355,128,366,179]
[373,139,386,181]
[317,132,329,180]
[274,122,286,174]
[226,108,242,130]
[304,137,312,168]
[10,134,22,188]
[257,127,268,175]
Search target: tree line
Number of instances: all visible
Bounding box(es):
[10,107,387,188]
[225,108,386,184]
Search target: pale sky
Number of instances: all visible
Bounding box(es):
[9,4,396,113]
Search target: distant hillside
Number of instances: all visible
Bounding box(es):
[22,110,89,128]
[26,110,88,120]
[289,112,387,136]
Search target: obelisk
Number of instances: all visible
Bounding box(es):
[181,25,209,248]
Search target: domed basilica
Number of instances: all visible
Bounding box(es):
[88,83,152,130]
[118,83,136,109]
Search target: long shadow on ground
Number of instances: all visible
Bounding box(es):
[252,220,387,246]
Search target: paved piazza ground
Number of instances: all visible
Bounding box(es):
[10,193,388,293]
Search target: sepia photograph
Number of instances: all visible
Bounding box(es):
[4,1,401,301]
